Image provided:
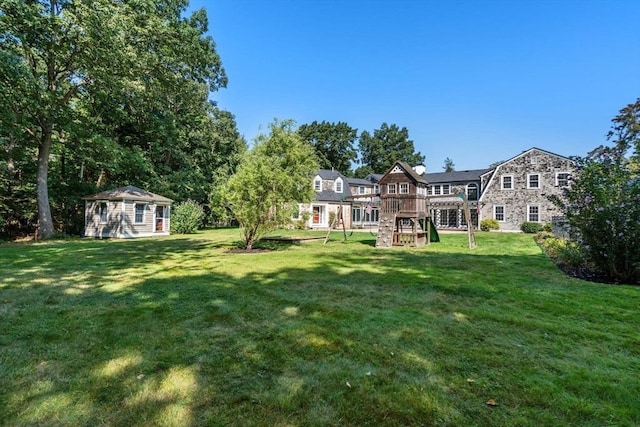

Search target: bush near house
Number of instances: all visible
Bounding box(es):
[480,218,499,231]
[171,200,205,234]
[521,222,544,233]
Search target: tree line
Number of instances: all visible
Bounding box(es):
[0,0,426,240]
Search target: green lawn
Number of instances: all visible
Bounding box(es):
[1,230,638,426]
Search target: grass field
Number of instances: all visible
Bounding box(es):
[1,229,638,426]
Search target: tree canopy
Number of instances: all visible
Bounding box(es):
[297,121,358,175]
[0,0,238,238]
[443,157,455,172]
[223,119,318,250]
[552,98,640,284]
[355,123,425,177]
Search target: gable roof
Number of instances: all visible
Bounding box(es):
[379,161,428,185]
[83,185,173,203]
[423,169,491,184]
[316,169,345,181]
[491,147,573,168]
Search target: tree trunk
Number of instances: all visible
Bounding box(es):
[37,127,54,239]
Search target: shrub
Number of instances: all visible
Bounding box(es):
[171,200,205,234]
[549,100,640,284]
[543,222,553,232]
[480,218,499,232]
[521,222,544,233]
[556,240,587,268]
[535,230,554,244]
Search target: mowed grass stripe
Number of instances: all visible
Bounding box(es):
[0,230,638,426]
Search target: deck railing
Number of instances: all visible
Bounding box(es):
[381,196,427,214]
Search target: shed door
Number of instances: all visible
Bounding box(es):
[155,206,165,232]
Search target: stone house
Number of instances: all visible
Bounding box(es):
[83,185,172,238]
[423,169,490,229]
[478,147,574,231]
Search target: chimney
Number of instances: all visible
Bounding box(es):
[413,165,426,175]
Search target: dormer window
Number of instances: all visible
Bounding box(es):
[335,178,343,193]
[314,177,322,191]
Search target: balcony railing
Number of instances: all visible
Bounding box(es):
[381,196,427,214]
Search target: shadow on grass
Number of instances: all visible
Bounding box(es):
[1,232,639,425]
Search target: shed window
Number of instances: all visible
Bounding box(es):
[99,202,108,223]
[388,184,396,194]
[399,183,409,194]
[134,203,145,224]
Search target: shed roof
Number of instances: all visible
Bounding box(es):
[83,185,173,203]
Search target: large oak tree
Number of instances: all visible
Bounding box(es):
[355,123,425,177]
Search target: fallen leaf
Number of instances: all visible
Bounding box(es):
[466,378,475,383]
[486,399,497,407]
[137,374,145,380]
[346,382,351,388]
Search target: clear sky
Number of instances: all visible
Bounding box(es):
[192,0,640,172]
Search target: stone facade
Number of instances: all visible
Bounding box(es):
[479,148,575,231]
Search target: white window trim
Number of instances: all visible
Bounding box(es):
[335,178,343,193]
[99,201,108,224]
[442,184,450,195]
[527,204,540,222]
[134,203,146,224]
[494,205,505,222]
[388,184,397,194]
[399,182,409,194]
[555,172,570,187]
[501,175,513,190]
[527,173,540,189]
[467,183,478,200]
[313,177,322,192]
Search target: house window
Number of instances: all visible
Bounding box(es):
[501,176,513,190]
[467,183,478,201]
[99,202,108,223]
[528,205,540,222]
[352,207,361,223]
[373,184,379,194]
[528,174,540,189]
[335,178,343,193]
[358,186,365,195]
[388,184,396,194]
[427,186,433,195]
[134,203,145,224]
[442,184,450,195]
[494,205,505,222]
[314,178,322,191]
[399,183,409,194]
[556,172,570,187]
[434,185,441,195]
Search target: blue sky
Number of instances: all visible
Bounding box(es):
[192,0,640,172]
